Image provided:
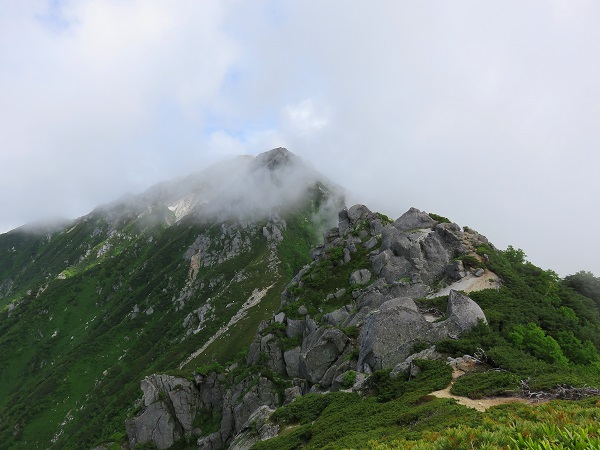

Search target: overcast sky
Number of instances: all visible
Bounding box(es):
[1,1,599,276]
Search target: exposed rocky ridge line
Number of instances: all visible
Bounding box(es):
[126,205,495,449]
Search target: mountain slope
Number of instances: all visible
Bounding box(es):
[0,148,343,449]
[2,149,600,450]
[125,205,600,450]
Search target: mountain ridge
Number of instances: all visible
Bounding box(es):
[1,149,600,449]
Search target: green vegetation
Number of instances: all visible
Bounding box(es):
[564,270,600,309]
[253,361,467,450]
[450,370,521,399]
[4,194,600,450]
[282,240,375,322]
[455,254,483,269]
[428,213,451,224]
[434,243,600,396]
[252,241,600,449]
[365,399,600,449]
[0,186,328,449]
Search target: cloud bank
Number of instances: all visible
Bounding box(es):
[1,1,600,276]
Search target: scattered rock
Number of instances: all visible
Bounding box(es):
[350,269,372,285]
[274,312,285,323]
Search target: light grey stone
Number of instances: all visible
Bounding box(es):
[299,328,349,383]
[393,207,437,232]
[349,269,371,285]
[363,236,378,250]
[274,312,285,323]
[284,346,301,378]
[286,319,305,338]
[283,386,302,405]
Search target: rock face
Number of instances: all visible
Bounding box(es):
[127,205,492,449]
[358,290,487,372]
[358,298,433,371]
[126,375,201,449]
[441,289,487,338]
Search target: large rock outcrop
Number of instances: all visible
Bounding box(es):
[126,375,202,449]
[358,290,487,372]
[127,205,493,449]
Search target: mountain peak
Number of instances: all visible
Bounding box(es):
[253,147,297,171]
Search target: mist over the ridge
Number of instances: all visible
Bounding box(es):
[94,149,345,231]
[2,2,600,276]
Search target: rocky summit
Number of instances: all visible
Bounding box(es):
[2,149,600,450]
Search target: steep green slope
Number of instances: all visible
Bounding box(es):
[0,183,336,449]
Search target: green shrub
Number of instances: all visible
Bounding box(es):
[342,370,357,388]
[456,254,482,269]
[271,392,359,425]
[450,370,520,399]
[193,408,222,436]
[341,325,360,339]
[195,362,225,376]
[327,247,344,262]
[509,323,568,365]
[428,213,451,224]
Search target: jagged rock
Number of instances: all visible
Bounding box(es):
[446,260,466,281]
[350,269,372,285]
[387,282,431,299]
[197,432,222,450]
[126,402,177,450]
[355,288,387,310]
[126,375,199,449]
[400,231,452,285]
[363,236,378,250]
[393,207,437,232]
[322,357,353,389]
[233,378,278,433]
[371,250,412,283]
[358,298,432,371]
[323,306,351,327]
[286,318,305,338]
[274,312,285,323]
[338,209,351,235]
[195,372,225,410]
[390,346,442,378]
[299,328,349,384]
[358,289,486,373]
[380,226,411,256]
[284,346,301,378]
[436,290,487,338]
[473,268,484,277]
[324,227,340,244]
[343,247,351,263]
[247,334,286,375]
[127,205,492,450]
[229,406,279,450]
[283,386,302,405]
[436,222,463,244]
[347,204,372,224]
[215,376,280,446]
[447,355,479,372]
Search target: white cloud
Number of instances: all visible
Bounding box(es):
[1,1,600,276]
[283,99,329,136]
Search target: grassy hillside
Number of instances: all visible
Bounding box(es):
[0,195,326,449]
